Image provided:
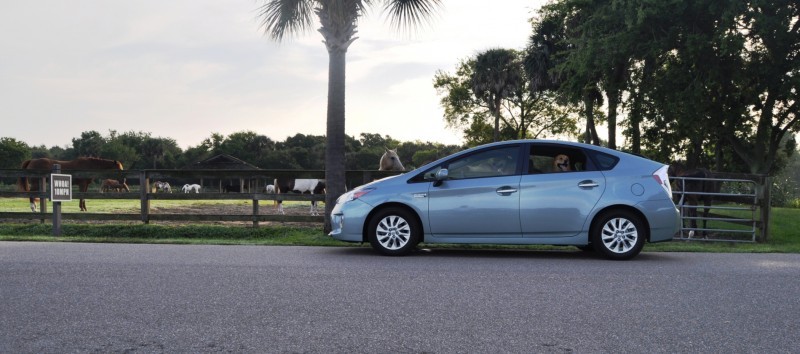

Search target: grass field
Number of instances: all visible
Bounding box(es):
[1,197,798,253]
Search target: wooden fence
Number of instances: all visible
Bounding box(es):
[0,168,400,227]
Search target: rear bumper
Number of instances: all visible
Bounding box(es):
[637,199,680,243]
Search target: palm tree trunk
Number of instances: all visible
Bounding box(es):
[324,49,347,233]
[607,93,618,150]
[583,96,599,145]
[493,96,502,142]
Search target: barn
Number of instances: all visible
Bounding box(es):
[189,154,261,193]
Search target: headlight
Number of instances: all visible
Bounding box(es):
[337,187,375,204]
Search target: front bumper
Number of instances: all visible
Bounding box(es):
[328,200,373,243]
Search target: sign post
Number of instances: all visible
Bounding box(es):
[50,164,72,237]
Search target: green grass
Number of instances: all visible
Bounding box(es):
[0,223,348,247]
[0,197,252,213]
[1,197,799,253]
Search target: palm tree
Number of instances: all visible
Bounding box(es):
[258,0,441,232]
[470,49,522,142]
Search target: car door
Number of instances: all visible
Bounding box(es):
[519,144,605,237]
[427,145,523,238]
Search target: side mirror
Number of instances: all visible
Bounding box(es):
[433,168,448,187]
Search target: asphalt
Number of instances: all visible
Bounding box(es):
[1,242,798,353]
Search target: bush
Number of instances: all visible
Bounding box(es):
[771,174,799,207]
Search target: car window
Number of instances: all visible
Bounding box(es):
[528,145,592,174]
[588,150,619,170]
[423,146,520,181]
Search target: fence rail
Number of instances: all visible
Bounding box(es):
[669,173,770,242]
[0,168,400,227]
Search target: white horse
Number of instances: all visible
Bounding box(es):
[153,181,172,193]
[379,147,405,171]
[182,184,201,193]
[273,179,325,215]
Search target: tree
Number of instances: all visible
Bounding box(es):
[71,131,106,158]
[257,0,442,232]
[112,131,153,169]
[216,131,276,168]
[282,133,326,170]
[530,1,605,146]
[471,49,523,142]
[0,137,31,169]
[139,137,181,169]
[435,51,577,145]
[726,0,800,174]
[100,141,137,168]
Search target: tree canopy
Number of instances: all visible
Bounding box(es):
[503,0,799,174]
[0,130,460,173]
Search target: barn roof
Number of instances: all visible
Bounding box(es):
[191,154,260,170]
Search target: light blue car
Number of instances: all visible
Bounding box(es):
[329,140,680,260]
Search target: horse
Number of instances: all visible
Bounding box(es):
[182,184,201,193]
[379,148,405,171]
[153,181,172,193]
[18,157,124,212]
[100,178,129,193]
[273,178,326,215]
[668,162,717,238]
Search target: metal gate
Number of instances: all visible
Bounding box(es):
[669,174,767,242]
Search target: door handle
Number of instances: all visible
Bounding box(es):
[578,180,599,188]
[496,186,518,194]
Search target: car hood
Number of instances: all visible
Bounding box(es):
[353,173,405,190]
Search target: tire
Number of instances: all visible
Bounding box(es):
[590,210,646,260]
[367,207,420,256]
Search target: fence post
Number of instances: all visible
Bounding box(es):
[38,175,48,224]
[760,176,771,242]
[52,164,62,236]
[140,171,150,224]
[253,199,259,228]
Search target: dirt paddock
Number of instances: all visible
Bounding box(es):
[11,202,325,228]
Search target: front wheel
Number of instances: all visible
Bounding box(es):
[367,207,420,256]
[591,210,646,260]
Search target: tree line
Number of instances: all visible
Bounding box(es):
[434,0,798,175]
[0,131,461,172]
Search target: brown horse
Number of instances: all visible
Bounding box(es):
[668,162,717,238]
[18,157,124,212]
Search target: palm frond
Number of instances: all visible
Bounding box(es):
[257,0,316,40]
[382,0,442,32]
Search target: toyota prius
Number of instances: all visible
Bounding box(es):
[329,140,680,260]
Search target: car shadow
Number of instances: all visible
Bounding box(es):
[327,245,681,261]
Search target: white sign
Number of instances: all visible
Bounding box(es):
[50,174,72,202]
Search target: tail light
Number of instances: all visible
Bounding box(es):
[653,165,673,197]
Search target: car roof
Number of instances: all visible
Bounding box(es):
[410,139,658,175]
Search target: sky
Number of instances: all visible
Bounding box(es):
[1,0,546,150]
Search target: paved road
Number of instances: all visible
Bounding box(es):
[1,242,798,353]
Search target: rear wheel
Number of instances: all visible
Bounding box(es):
[367,207,420,256]
[591,210,645,260]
